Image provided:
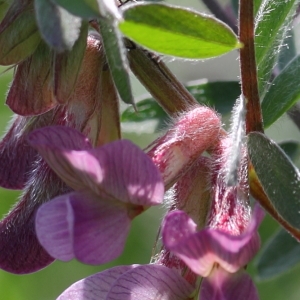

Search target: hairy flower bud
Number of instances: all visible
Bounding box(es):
[147,106,221,189]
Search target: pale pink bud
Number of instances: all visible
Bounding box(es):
[147,106,221,189]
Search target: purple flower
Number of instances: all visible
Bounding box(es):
[161,136,265,300]
[0,34,120,273]
[28,126,164,265]
[162,206,263,300]
[57,264,194,300]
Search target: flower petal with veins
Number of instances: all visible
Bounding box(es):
[57,265,138,300]
[106,264,194,300]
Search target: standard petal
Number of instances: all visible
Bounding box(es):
[0,115,37,189]
[162,206,264,276]
[36,192,131,265]
[106,264,194,300]
[200,268,259,300]
[0,159,70,274]
[57,265,138,300]
[29,127,164,206]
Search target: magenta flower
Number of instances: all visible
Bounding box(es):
[57,264,194,300]
[0,33,120,273]
[161,135,264,300]
[28,126,164,265]
[162,205,264,300]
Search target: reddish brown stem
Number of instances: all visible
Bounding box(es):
[239,0,264,133]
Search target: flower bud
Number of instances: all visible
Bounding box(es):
[147,106,221,189]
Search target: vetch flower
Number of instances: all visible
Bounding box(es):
[162,136,264,300]
[0,33,106,190]
[162,206,264,300]
[28,126,164,265]
[0,33,120,273]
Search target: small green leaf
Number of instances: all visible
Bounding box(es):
[51,0,100,19]
[119,3,241,59]
[99,18,134,105]
[248,132,300,230]
[255,227,300,280]
[35,0,82,52]
[261,55,300,128]
[255,0,297,97]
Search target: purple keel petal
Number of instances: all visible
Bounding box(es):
[0,197,54,274]
[29,127,164,206]
[200,268,259,300]
[162,206,264,276]
[36,192,131,265]
[106,264,194,300]
[0,115,37,189]
[57,265,138,300]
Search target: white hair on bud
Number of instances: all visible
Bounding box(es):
[225,95,246,187]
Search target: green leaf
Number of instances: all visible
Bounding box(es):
[35,0,82,52]
[119,3,241,59]
[277,31,296,71]
[51,0,100,19]
[99,18,134,105]
[248,132,300,230]
[255,227,300,280]
[255,0,297,97]
[261,55,300,128]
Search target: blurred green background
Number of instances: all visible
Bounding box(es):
[1,0,300,298]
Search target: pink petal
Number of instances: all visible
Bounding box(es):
[36,192,131,265]
[162,206,264,276]
[57,265,138,300]
[0,115,37,189]
[0,159,69,274]
[29,127,164,206]
[106,264,194,300]
[200,268,259,300]
[147,106,221,188]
